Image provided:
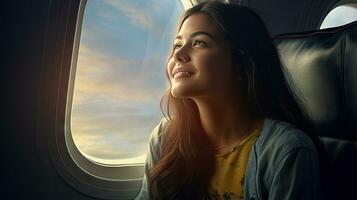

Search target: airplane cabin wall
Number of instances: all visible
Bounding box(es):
[4,0,96,199]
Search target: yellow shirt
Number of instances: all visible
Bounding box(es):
[209,128,261,200]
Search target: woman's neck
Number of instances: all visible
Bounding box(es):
[191,93,260,148]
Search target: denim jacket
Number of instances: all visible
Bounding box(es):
[135,118,321,200]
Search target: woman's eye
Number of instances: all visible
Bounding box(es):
[193,40,206,47]
[173,44,182,50]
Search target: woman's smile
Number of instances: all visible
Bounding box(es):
[172,67,195,79]
[173,71,195,79]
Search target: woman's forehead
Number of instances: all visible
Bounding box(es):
[177,13,224,40]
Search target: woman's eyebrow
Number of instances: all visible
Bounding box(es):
[175,31,216,42]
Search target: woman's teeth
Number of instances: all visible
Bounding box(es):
[174,71,194,79]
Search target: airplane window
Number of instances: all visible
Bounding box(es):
[71,0,183,165]
[320,4,357,29]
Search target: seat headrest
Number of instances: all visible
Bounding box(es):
[274,21,357,141]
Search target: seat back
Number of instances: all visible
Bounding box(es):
[274,21,357,199]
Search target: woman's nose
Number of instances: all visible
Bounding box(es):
[173,49,190,63]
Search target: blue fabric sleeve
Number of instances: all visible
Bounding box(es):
[268,147,321,200]
[134,119,166,200]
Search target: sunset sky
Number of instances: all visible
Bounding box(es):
[70,0,357,164]
[71,0,183,164]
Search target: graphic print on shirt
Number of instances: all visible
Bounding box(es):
[208,129,261,200]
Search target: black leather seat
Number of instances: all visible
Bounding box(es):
[274,21,357,200]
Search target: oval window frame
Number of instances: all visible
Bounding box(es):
[50,0,193,199]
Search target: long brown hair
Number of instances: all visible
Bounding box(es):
[149,1,325,199]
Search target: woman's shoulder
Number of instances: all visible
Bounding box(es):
[254,119,321,199]
[148,118,170,147]
[257,118,317,155]
[146,118,170,162]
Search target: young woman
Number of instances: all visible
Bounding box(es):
[136,1,323,199]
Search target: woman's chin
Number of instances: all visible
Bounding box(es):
[171,87,194,98]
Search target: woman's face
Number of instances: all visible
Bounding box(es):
[167,13,237,99]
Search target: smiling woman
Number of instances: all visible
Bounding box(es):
[136,1,323,200]
[71,0,183,165]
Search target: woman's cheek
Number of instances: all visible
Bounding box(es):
[201,55,221,74]
[200,53,230,85]
[167,58,175,81]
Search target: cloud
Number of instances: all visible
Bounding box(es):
[73,44,168,104]
[103,0,156,29]
[71,107,157,138]
[70,43,167,161]
[72,132,148,159]
[70,105,160,160]
[68,0,181,162]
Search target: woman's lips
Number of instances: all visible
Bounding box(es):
[173,71,194,79]
[172,67,195,79]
